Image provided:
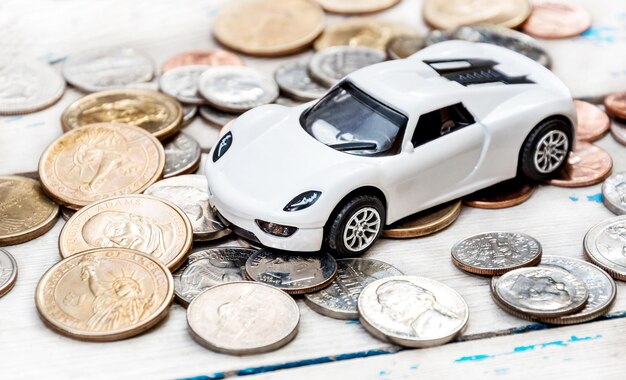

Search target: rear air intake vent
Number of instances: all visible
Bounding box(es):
[424,59,534,86]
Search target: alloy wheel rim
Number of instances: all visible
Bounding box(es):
[534,130,569,174]
[343,207,381,252]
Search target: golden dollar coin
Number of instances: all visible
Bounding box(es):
[314,0,400,14]
[61,89,183,140]
[0,176,59,245]
[58,194,192,271]
[35,248,174,341]
[39,123,165,209]
[423,0,532,30]
[382,200,462,238]
[314,18,416,51]
[212,0,325,57]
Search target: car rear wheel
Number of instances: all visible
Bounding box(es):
[520,117,573,181]
[325,194,385,258]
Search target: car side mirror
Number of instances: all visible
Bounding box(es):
[403,141,414,154]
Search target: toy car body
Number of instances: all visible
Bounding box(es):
[205,41,576,256]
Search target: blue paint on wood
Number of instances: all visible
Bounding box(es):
[569,196,579,202]
[454,354,492,362]
[586,193,603,203]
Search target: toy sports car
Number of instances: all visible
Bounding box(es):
[205,41,576,257]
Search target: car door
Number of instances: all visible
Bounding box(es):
[386,102,486,219]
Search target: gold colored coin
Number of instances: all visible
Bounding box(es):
[314,0,400,14]
[314,18,416,51]
[212,0,325,57]
[0,176,59,246]
[39,123,165,209]
[61,89,183,140]
[382,200,462,238]
[59,194,192,271]
[35,248,174,341]
[423,0,532,30]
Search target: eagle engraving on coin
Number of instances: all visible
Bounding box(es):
[501,271,572,311]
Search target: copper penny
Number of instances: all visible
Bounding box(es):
[546,142,612,188]
[604,92,626,120]
[161,49,244,72]
[521,0,592,39]
[382,200,461,238]
[0,176,59,246]
[464,178,536,209]
[58,194,192,271]
[610,121,626,146]
[38,123,165,209]
[574,100,610,142]
[423,0,532,30]
[35,248,174,341]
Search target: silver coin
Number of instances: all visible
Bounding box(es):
[61,207,76,221]
[144,175,230,241]
[538,256,616,324]
[198,105,239,127]
[426,26,551,68]
[0,248,17,298]
[161,133,202,178]
[159,65,208,105]
[173,246,256,306]
[274,96,305,107]
[0,57,65,115]
[198,66,278,113]
[386,35,425,60]
[492,267,588,318]
[245,250,337,294]
[602,172,626,215]
[274,61,327,101]
[358,276,468,348]
[187,281,299,355]
[308,46,387,87]
[423,30,451,46]
[584,215,626,280]
[182,104,198,126]
[62,46,154,92]
[451,232,542,275]
[304,258,403,320]
[611,121,626,146]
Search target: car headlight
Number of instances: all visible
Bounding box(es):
[283,191,321,212]
[255,220,298,237]
[212,131,233,162]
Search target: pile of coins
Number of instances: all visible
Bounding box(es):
[451,231,617,324]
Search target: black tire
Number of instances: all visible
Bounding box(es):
[324,194,385,258]
[519,117,573,181]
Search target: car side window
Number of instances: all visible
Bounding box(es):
[411,103,475,148]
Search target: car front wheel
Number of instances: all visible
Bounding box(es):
[520,117,573,181]
[325,194,385,258]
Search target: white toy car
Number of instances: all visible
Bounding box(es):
[205,41,576,257]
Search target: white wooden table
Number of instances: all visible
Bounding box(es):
[1,0,626,378]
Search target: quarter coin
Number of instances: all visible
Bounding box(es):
[574,100,610,142]
[198,105,239,127]
[162,133,202,178]
[58,194,192,271]
[538,256,616,324]
[308,46,386,87]
[584,216,626,281]
[313,19,416,52]
[602,172,626,215]
[0,57,65,115]
[0,248,17,298]
[358,276,468,347]
[314,0,400,14]
[158,65,209,105]
[546,142,612,188]
[604,92,626,120]
[35,248,174,341]
[62,46,154,92]
[245,249,337,294]
[0,176,59,246]
[173,246,256,306]
[383,200,461,238]
[198,66,279,113]
[451,232,542,275]
[187,281,299,354]
[463,178,536,209]
[144,175,230,241]
[39,123,165,209]
[161,49,244,72]
[274,61,328,101]
[212,0,325,56]
[386,35,425,60]
[304,258,402,320]
[521,0,592,39]
[61,89,183,141]
[492,267,588,318]
[423,0,532,30]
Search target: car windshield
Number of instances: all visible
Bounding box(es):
[300,82,407,156]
